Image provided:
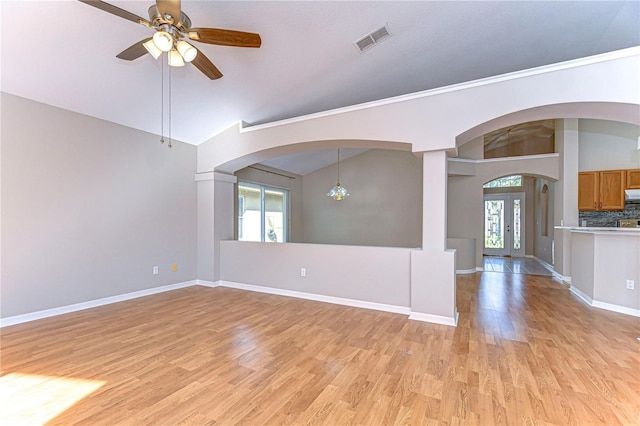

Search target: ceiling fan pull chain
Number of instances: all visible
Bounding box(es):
[160,54,165,145]
[168,63,172,149]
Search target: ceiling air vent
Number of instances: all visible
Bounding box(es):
[354,23,391,53]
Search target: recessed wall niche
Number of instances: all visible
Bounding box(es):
[484,120,555,159]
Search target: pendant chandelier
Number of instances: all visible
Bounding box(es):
[327,149,350,201]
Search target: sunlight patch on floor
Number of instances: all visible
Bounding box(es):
[0,373,105,425]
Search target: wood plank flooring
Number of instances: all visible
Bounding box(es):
[1,272,639,425]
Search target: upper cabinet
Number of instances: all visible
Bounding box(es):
[627,169,640,189]
[578,172,599,211]
[578,170,625,211]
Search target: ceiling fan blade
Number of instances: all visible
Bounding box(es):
[116,38,152,61]
[156,0,181,24]
[191,49,223,80]
[188,28,261,48]
[78,0,151,26]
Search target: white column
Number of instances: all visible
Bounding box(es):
[196,172,236,284]
[553,118,579,279]
[421,150,448,250]
[410,150,458,326]
[213,175,236,282]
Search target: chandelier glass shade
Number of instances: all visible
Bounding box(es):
[327,149,350,201]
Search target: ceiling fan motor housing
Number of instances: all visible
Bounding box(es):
[148,5,191,32]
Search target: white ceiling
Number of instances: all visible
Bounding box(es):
[261,148,369,175]
[2,1,639,156]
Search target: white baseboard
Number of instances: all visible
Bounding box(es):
[1,278,463,328]
[475,267,484,272]
[216,280,412,316]
[532,255,554,272]
[592,301,640,317]
[195,279,218,288]
[0,280,198,328]
[409,310,459,327]
[570,285,640,317]
[570,285,593,305]
[456,268,477,274]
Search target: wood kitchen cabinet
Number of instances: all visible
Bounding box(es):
[578,170,625,211]
[627,169,640,189]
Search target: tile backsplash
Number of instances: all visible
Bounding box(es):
[579,201,640,227]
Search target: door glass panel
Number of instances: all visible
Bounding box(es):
[484,200,505,249]
[513,199,521,250]
[264,189,285,243]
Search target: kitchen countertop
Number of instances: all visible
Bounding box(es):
[555,226,640,236]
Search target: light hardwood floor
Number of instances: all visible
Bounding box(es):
[1,273,639,425]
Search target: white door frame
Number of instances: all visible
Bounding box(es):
[483,192,525,257]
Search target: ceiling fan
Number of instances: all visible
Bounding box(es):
[79,0,261,80]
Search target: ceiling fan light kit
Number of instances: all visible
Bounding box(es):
[176,40,197,62]
[79,0,262,79]
[142,39,162,59]
[152,30,174,52]
[168,49,185,67]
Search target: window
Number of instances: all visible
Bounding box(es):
[238,182,288,242]
[483,175,522,189]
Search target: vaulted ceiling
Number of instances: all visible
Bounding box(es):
[2,1,638,150]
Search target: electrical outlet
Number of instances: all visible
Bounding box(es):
[172,263,178,272]
[300,268,306,277]
[153,266,159,275]
[627,280,635,290]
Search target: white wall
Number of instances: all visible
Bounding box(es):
[302,149,422,248]
[579,119,640,171]
[220,241,411,308]
[571,231,640,311]
[1,93,197,318]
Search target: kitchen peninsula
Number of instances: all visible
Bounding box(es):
[556,226,640,316]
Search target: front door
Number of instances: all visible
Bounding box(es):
[483,193,525,257]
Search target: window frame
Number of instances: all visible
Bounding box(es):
[237,181,289,243]
[483,175,523,189]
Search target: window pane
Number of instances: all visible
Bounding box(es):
[238,184,262,242]
[238,182,289,243]
[483,175,522,189]
[264,189,285,243]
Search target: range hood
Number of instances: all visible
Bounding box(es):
[625,189,640,200]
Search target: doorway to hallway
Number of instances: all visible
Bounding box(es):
[483,192,525,257]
